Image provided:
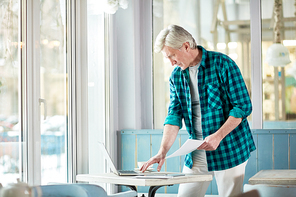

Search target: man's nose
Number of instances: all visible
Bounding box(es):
[169,59,176,66]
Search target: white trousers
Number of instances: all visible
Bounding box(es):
[177,150,248,197]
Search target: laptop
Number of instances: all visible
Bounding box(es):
[98,142,186,178]
[98,142,143,176]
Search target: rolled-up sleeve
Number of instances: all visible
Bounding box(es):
[164,115,183,128]
[223,59,252,119]
[163,77,183,129]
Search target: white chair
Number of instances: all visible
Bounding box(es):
[244,184,296,197]
[31,183,137,197]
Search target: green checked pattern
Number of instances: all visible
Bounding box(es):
[164,46,256,171]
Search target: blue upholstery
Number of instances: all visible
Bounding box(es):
[76,184,137,197]
[74,184,108,196]
[32,184,89,197]
[32,184,137,197]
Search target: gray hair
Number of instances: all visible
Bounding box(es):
[154,25,197,53]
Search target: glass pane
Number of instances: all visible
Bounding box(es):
[40,0,67,184]
[87,0,105,175]
[0,0,20,185]
[153,0,252,128]
[262,0,296,128]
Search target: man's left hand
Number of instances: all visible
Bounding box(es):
[197,133,222,151]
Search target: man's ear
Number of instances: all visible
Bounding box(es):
[184,42,190,51]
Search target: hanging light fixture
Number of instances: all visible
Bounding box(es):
[265,0,291,67]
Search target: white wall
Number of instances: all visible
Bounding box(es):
[113,0,153,131]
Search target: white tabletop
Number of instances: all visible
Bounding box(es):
[249,170,296,185]
[76,172,212,187]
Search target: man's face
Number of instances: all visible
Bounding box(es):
[162,44,191,70]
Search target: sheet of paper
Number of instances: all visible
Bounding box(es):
[165,139,205,159]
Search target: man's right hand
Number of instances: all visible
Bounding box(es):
[140,124,179,173]
[140,153,166,172]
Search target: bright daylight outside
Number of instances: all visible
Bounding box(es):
[0,0,21,184]
[0,0,105,186]
[0,0,68,185]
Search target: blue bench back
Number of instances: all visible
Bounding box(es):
[118,129,296,195]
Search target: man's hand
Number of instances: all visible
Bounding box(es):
[198,116,242,151]
[140,124,179,172]
[198,133,222,151]
[140,153,166,172]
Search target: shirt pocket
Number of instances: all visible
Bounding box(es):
[207,83,222,109]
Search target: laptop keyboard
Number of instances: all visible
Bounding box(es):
[119,170,139,173]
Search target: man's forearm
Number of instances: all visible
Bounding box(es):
[215,116,242,140]
[140,124,180,172]
[198,116,242,151]
[158,124,179,155]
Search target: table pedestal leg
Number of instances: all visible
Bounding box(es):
[148,185,173,197]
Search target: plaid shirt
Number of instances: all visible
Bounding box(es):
[164,46,256,171]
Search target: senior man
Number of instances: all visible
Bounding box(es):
[140,25,256,197]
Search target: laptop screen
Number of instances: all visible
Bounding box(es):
[98,142,119,174]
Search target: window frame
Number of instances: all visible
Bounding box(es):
[20,0,42,185]
[19,0,81,185]
[250,0,263,129]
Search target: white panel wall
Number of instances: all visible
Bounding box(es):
[114,0,153,131]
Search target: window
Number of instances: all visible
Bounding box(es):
[39,0,68,184]
[87,0,106,175]
[153,0,296,130]
[261,0,296,128]
[0,0,20,185]
[0,0,108,186]
[0,0,77,185]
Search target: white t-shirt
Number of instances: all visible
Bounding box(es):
[188,63,202,140]
[189,63,206,162]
